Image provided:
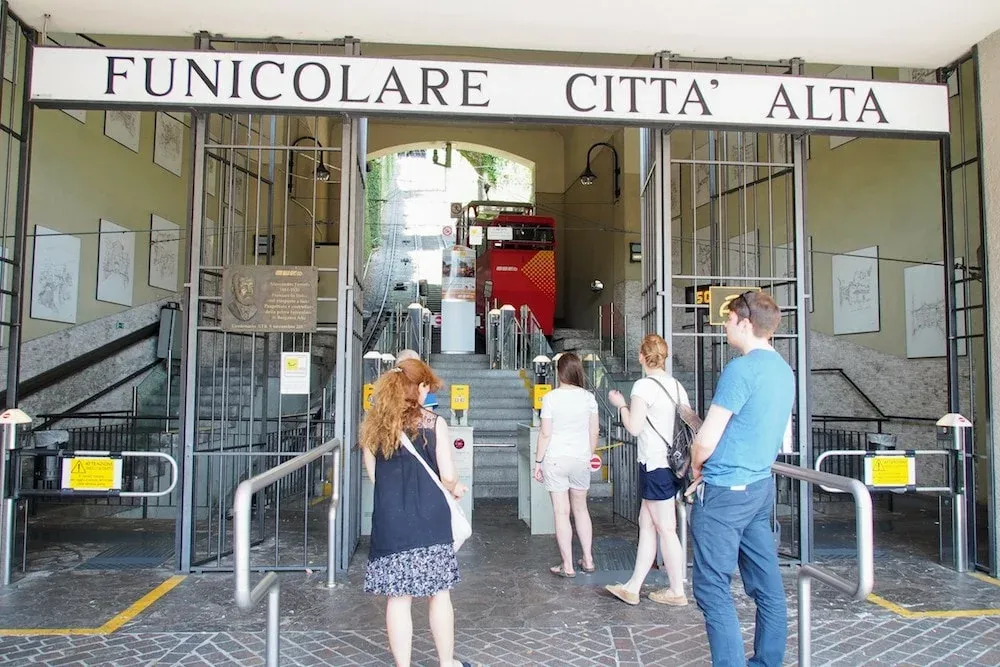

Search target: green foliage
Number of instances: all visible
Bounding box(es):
[458,149,501,186]
[364,155,393,260]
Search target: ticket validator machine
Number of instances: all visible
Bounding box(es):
[518,356,555,534]
[448,384,474,524]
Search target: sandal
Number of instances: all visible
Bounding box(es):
[550,564,576,578]
[578,559,596,573]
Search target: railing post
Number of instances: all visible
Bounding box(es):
[267,581,280,667]
[326,445,341,588]
[798,573,812,667]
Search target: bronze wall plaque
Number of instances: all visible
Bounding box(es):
[221,266,318,333]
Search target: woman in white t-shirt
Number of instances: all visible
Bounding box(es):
[605,334,691,606]
[533,352,600,578]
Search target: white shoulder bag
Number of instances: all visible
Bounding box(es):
[399,431,472,551]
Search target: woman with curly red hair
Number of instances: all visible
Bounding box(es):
[360,358,472,667]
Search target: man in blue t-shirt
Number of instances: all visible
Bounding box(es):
[685,290,794,667]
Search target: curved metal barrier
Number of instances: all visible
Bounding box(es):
[772,462,873,667]
[234,438,342,667]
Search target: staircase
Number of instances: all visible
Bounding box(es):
[430,353,532,499]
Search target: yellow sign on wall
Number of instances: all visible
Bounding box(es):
[708,286,761,325]
[865,455,915,488]
[363,384,374,411]
[61,457,122,491]
[533,384,552,410]
[451,384,470,411]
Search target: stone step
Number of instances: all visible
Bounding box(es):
[474,482,517,499]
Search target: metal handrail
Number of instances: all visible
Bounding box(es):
[771,461,873,667]
[234,438,342,667]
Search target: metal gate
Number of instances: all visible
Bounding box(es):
[175,36,365,574]
[633,54,813,561]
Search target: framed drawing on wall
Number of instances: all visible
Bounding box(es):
[832,245,880,334]
[904,261,967,358]
[148,215,180,291]
[206,155,219,197]
[3,18,16,82]
[153,112,184,176]
[96,219,135,306]
[727,230,759,283]
[30,226,81,324]
[105,110,142,153]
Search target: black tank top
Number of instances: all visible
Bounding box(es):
[369,425,453,559]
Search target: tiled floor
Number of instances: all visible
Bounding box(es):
[3,498,1000,665]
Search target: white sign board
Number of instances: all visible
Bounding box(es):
[487,226,513,241]
[29,48,950,136]
[468,225,483,246]
[280,351,311,395]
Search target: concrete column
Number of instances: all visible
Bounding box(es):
[978,28,1000,566]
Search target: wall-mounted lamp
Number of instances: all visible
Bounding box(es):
[288,136,331,193]
[579,141,621,201]
[629,242,642,263]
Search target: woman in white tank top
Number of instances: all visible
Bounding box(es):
[605,334,692,607]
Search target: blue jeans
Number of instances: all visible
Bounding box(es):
[692,478,786,667]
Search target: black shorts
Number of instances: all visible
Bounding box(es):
[639,464,680,501]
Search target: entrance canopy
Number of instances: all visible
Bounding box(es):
[30,47,950,137]
[10,0,1000,68]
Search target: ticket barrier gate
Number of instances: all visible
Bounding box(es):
[814,413,973,572]
[517,357,555,534]
[0,408,179,586]
[360,379,474,536]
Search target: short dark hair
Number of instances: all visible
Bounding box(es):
[730,290,782,338]
[556,352,586,387]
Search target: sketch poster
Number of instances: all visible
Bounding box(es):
[832,245,880,335]
[149,215,180,291]
[726,132,756,189]
[105,110,141,153]
[3,19,15,82]
[670,162,680,218]
[727,230,759,282]
[154,112,184,176]
[774,243,795,310]
[97,219,135,306]
[30,226,80,324]
[904,262,967,358]
[206,155,218,197]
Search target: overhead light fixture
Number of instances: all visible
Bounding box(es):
[289,135,332,192]
[579,141,621,201]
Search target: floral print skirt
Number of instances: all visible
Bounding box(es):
[364,543,460,598]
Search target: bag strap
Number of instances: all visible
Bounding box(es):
[642,377,684,448]
[399,431,452,499]
[647,375,682,408]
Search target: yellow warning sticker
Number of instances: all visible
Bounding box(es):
[866,455,914,487]
[63,457,121,491]
[363,383,374,411]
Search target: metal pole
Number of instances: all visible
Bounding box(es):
[4,24,36,409]
[175,32,210,573]
[0,424,15,585]
[798,574,812,667]
[792,125,814,564]
[326,444,341,588]
[266,581,280,667]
